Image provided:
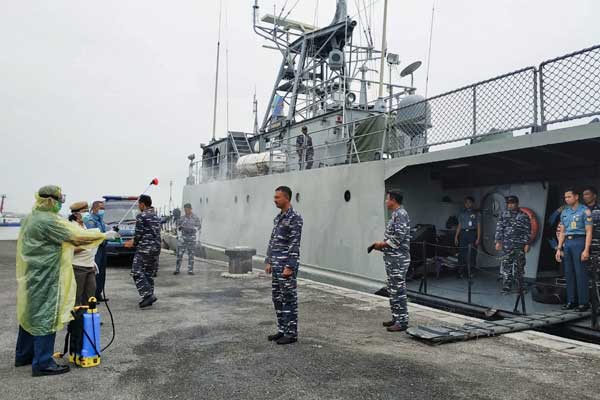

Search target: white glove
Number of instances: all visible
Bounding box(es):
[105,230,120,241]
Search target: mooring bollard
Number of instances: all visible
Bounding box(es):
[224,247,257,274]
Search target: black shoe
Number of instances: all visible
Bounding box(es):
[32,364,70,377]
[173,271,180,275]
[188,271,195,275]
[153,271,158,278]
[576,304,590,312]
[561,303,577,310]
[276,336,297,345]
[268,332,284,341]
[14,358,32,367]
[139,294,157,308]
[386,324,409,332]
[501,286,512,294]
[382,320,395,327]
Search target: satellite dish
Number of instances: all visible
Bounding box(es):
[400,61,422,77]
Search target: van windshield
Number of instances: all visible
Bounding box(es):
[104,201,138,224]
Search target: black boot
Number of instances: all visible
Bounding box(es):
[139,294,157,308]
[382,320,395,327]
[276,336,297,345]
[268,332,284,341]
[561,303,577,310]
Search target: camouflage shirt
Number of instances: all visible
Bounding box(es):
[494,209,531,250]
[133,207,161,255]
[177,213,201,241]
[588,203,600,255]
[265,207,303,270]
[296,134,314,156]
[383,207,411,258]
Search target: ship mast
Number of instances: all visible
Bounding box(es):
[211,1,224,142]
[378,0,389,98]
[0,194,5,214]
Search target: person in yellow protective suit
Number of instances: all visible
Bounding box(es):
[15,185,119,377]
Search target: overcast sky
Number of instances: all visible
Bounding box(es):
[1,0,599,214]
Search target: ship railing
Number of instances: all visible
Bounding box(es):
[189,44,600,181]
[540,44,600,126]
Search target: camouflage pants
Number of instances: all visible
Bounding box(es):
[175,239,196,272]
[132,251,158,298]
[271,267,298,337]
[384,255,409,326]
[500,248,525,290]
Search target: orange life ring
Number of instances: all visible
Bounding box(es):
[520,207,539,244]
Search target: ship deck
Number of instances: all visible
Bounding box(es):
[1,241,600,399]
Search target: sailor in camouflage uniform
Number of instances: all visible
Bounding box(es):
[371,191,411,332]
[583,186,600,326]
[265,186,303,345]
[494,196,531,294]
[174,203,201,275]
[124,194,162,308]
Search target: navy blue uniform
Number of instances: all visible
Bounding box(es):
[175,213,201,273]
[85,212,107,299]
[296,134,314,170]
[560,204,593,306]
[265,208,303,338]
[457,208,480,274]
[383,207,411,327]
[495,209,531,291]
[132,207,162,299]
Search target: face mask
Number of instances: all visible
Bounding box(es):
[81,212,90,220]
[97,210,105,217]
[53,202,63,213]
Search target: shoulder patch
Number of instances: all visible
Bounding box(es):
[585,209,592,216]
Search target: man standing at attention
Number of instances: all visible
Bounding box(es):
[494,195,531,294]
[265,186,303,345]
[85,200,108,301]
[556,188,593,311]
[370,191,411,332]
[124,195,162,308]
[296,126,314,170]
[174,203,202,275]
[454,196,481,278]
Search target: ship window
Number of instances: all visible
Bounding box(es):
[234,195,238,204]
[206,198,208,204]
[295,193,300,203]
[246,195,250,203]
[199,198,203,204]
[344,190,351,202]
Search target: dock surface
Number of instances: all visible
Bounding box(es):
[0,240,599,400]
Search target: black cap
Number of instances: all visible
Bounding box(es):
[183,203,192,209]
[505,195,519,204]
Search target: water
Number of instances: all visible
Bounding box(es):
[0,227,20,241]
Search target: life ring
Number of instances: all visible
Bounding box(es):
[520,207,539,244]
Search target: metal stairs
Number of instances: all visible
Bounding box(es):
[228,131,253,158]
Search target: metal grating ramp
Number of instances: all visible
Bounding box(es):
[407,310,590,344]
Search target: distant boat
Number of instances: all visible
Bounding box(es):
[0,215,21,227]
[0,195,21,227]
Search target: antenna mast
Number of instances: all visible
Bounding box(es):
[378,0,389,97]
[211,1,224,142]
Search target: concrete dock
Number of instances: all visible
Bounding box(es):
[1,240,599,400]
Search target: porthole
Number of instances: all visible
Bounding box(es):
[206,198,208,204]
[246,195,250,203]
[234,195,238,203]
[295,193,300,203]
[344,190,351,202]
[199,198,203,204]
